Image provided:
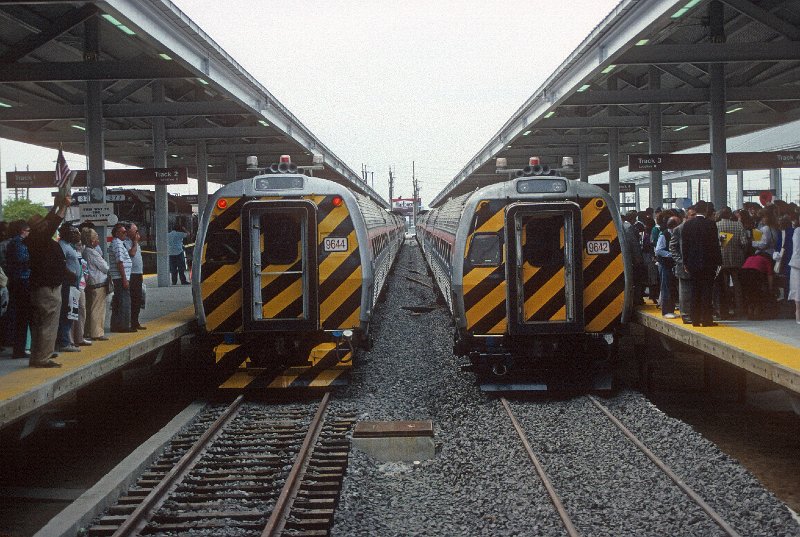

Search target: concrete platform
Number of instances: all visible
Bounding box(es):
[635,304,800,395]
[0,277,195,430]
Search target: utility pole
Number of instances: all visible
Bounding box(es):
[388,167,394,206]
[412,160,418,224]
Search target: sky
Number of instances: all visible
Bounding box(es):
[1,0,621,207]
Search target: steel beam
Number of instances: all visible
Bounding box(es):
[0,4,99,63]
[563,87,800,106]
[536,112,783,129]
[0,60,192,82]
[720,0,800,40]
[0,100,246,121]
[617,42,800,65]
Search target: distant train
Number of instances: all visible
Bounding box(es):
[417,162,633,390]
[192,158,404,389]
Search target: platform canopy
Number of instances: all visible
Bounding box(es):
[0,0,385,204]
[433,0,800,207]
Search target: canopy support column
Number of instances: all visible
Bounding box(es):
[153,82,170,287]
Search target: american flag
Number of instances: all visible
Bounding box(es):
[54,147,71,188]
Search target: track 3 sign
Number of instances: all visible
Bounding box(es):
[6,167,188,188]
[628,152,800,172]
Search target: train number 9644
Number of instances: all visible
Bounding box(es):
[324,237,349,252]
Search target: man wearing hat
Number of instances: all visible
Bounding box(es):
[25,194,71,367]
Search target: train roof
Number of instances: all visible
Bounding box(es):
[450,176,611,205]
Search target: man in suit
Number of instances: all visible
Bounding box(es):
[669,208,696,324]
[680,201,722,327]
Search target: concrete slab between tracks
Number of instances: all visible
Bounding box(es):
[0,281,196,430]
[33,401,207,537]
[635,304,800,395]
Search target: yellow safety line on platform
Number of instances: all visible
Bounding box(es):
[637,305,800,371]
[0,306,194,401]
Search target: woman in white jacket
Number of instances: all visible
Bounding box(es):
[788,221,800,324]
[81,228,110,340]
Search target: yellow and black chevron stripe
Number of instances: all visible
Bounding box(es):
[315,195,362,330]
[463,199,507,334]
[201,197,245,333]
[521,217,567,323]
[579,197,625,332]
[258,228,305,320]
[461,197,625,336]
[201,194,363,333]
[216,342,351,391]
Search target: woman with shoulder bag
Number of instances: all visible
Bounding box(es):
[81,228,110,341]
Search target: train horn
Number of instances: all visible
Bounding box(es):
[515,169,525,177]
[522,165,535,176]
[278,161,290,173]
[531,164,543,175]
[287,163,298,173]
[269,163,280,174]
[540,164,550,175]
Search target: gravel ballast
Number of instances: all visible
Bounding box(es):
[331,240,800,537]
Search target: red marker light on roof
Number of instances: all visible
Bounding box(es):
[216,198,228,210]
[529,156,540,166]
[332,195,344,207]
[280,154,291,163]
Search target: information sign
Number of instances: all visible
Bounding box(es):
[79,203,116,225]
[628,152,800,172]
[7,167,188,188]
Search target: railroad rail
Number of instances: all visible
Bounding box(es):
[501,396,742,537]
[88,395,354,536]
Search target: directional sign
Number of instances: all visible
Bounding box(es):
[742,189,776,197]
[6,167,188,188]
[79,203,117,225]
[597,182,636,193]
[628,152,800,172]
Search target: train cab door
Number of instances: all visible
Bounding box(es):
[506,202,584,334]
[242,201,318,331]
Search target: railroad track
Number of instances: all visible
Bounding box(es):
[88,394,355,537]
[501,395,742,537]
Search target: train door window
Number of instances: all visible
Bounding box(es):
[205,230,240,264]
[260,213,301,265]
[523,216,563,266]
[468,233,501,266]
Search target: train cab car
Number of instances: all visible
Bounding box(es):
[193,158,403,390]
[417,163,633,391]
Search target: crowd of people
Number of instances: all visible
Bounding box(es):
[0,195,191,368]
[624,198,800,326]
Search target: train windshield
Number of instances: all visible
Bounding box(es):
[468,233,502,266]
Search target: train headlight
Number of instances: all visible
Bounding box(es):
[342,329,354,340]
[216,198,228,210]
